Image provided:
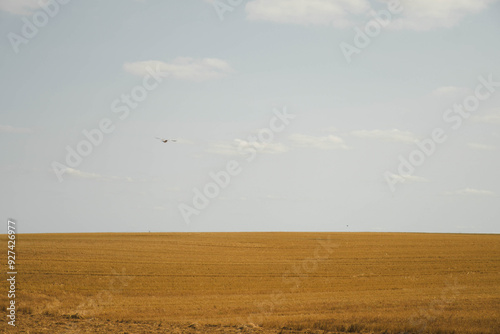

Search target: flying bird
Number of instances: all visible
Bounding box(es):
[156,137,177,143]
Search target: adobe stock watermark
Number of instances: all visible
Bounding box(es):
[211,0,246,21]
[51,65,166,182]
[7,219,17,327]
[385,74,500,192]
[178,107,295,224]
[340,0,403,64]
[7,0,72,54]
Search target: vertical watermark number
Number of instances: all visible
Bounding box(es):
[7,219,17,326]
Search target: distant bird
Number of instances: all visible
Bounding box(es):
[156,137,177,143]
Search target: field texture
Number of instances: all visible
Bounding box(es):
[1,232,499,333]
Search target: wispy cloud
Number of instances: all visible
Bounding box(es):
[473,112,500,124]
[432,86,471,97]
[206,139,289,156]
[445,188,497,197]
[1,0,146,15]
[244,0,497,30]
[0,0,40,15]
[236,139,289,154]
[389,0,497,31]
[0,124,32,134]
[467,143,496,151]
[387,173,429,184]
[289,133,349,150]
[65,168,133,182]
[245,0,370,27]
[351,129,418,144]
[123,57,234,82]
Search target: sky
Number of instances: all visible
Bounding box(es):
[1,0,499,234]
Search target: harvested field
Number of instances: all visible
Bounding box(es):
[2,232,499,333]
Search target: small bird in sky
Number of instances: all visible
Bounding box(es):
[156,137,177,143]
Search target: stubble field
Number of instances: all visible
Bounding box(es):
[1,232,499,333]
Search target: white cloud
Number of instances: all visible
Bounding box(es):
[66,168,100,179]
[467,143,496,151]
[389,0,497,31]
[66,168,133,182]
[237,139,289,154]
[0,0,41,15]
[206,142,241,156]
[351,129,418,143]
[244,0,497,30]
[123,57,234,82]
[0,124,32,133]
[206,138,289,156]
[387,173,429,184]
[432,86,471,97]
[245,0,370,27]
[323,126,338,132]
[218,196,249,201]
[289,133,349,150]
[1,0,145,14]
[473,112,500,124]
[445,188,497,197]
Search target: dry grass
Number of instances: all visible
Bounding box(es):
[2,232,499,333]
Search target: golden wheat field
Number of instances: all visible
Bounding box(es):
[1,232,499,333]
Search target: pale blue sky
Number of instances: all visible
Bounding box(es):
[1,0,499,233]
